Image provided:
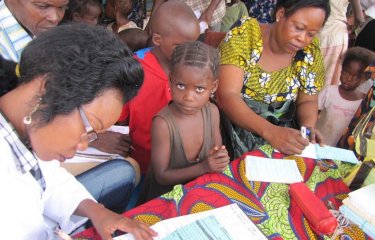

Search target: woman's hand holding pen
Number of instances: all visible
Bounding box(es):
[303,126,325,146]
[203,145,229,173]
[264,125,309,155]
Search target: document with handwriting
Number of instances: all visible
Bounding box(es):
[114,204,267,240]
[245,156,303,184]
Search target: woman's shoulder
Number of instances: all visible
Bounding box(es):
[303,36,322,55]
[221,17,261,44]
[219,17,262,63]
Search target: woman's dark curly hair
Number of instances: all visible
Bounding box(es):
[19,23,143,127]
[273,0,330,24]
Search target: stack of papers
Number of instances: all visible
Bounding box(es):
[339,184,375,238]
[115,204,267,240]
[245,156,303,184]
[298,143,359,164]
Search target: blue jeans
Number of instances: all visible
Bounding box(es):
[76,159,136,213]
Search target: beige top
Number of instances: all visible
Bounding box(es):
[106,21,139,33]
[318,0,349,47]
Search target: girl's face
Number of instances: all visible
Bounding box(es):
[275,7,326,54]
[169,65,218,115]
[28,89,123,162]
[340,60,367,91]
[73,4,102,25]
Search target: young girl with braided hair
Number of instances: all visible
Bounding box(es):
[138,41,229,204]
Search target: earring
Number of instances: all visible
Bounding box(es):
[23,97,42,125]
[276,18,280,22]
[210,91,215,99]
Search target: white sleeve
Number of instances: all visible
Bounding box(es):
[39,160,95,233]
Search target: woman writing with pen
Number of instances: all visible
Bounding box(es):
[217,0,328,158]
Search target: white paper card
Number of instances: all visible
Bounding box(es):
[245,156,303,184]
[298,143,359,164]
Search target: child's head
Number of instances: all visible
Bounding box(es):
[169,41,219,113]
[66,0,102,25]
[118,28,149,52]
[150,0,200,62]
[115,0,133,19]
[340,47,375,91]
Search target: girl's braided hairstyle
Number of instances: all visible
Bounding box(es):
[171,41,219,79]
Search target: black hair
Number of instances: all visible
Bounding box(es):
[64,0,102,21]
[19,23,143,127]
[0,55,18,97]
[342,47,375,69]
[118,28,149,52]
[171,41,219,79]
[273,0,330,24]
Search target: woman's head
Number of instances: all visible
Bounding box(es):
[340,47,375,91]
[273,0,330,54]
[64,0,102,25]
[169,41,219,114]
[18,23,143,160]
[273,0,330,24]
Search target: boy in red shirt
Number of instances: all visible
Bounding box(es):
[118,0,200,173]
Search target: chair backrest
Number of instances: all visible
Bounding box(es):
[203,29,226,48]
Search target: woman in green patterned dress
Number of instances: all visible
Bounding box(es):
[217,0,330,158]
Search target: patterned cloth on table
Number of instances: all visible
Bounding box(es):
[75,145,370,240]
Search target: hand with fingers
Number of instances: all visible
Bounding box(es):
[90,131,132,158]
[91,206,157,240]
[265,125,309,155]
[203,145,230,173]
[305,127,325,146]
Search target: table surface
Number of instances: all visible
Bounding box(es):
[75,146,369,240]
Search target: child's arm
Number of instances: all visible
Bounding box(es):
[210,102,223,147]
[151,116,229,186]
[349,0,364,30]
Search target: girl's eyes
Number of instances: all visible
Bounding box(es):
[175,83,205,93]
[196,87,205,93]
[176,84,185,90]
